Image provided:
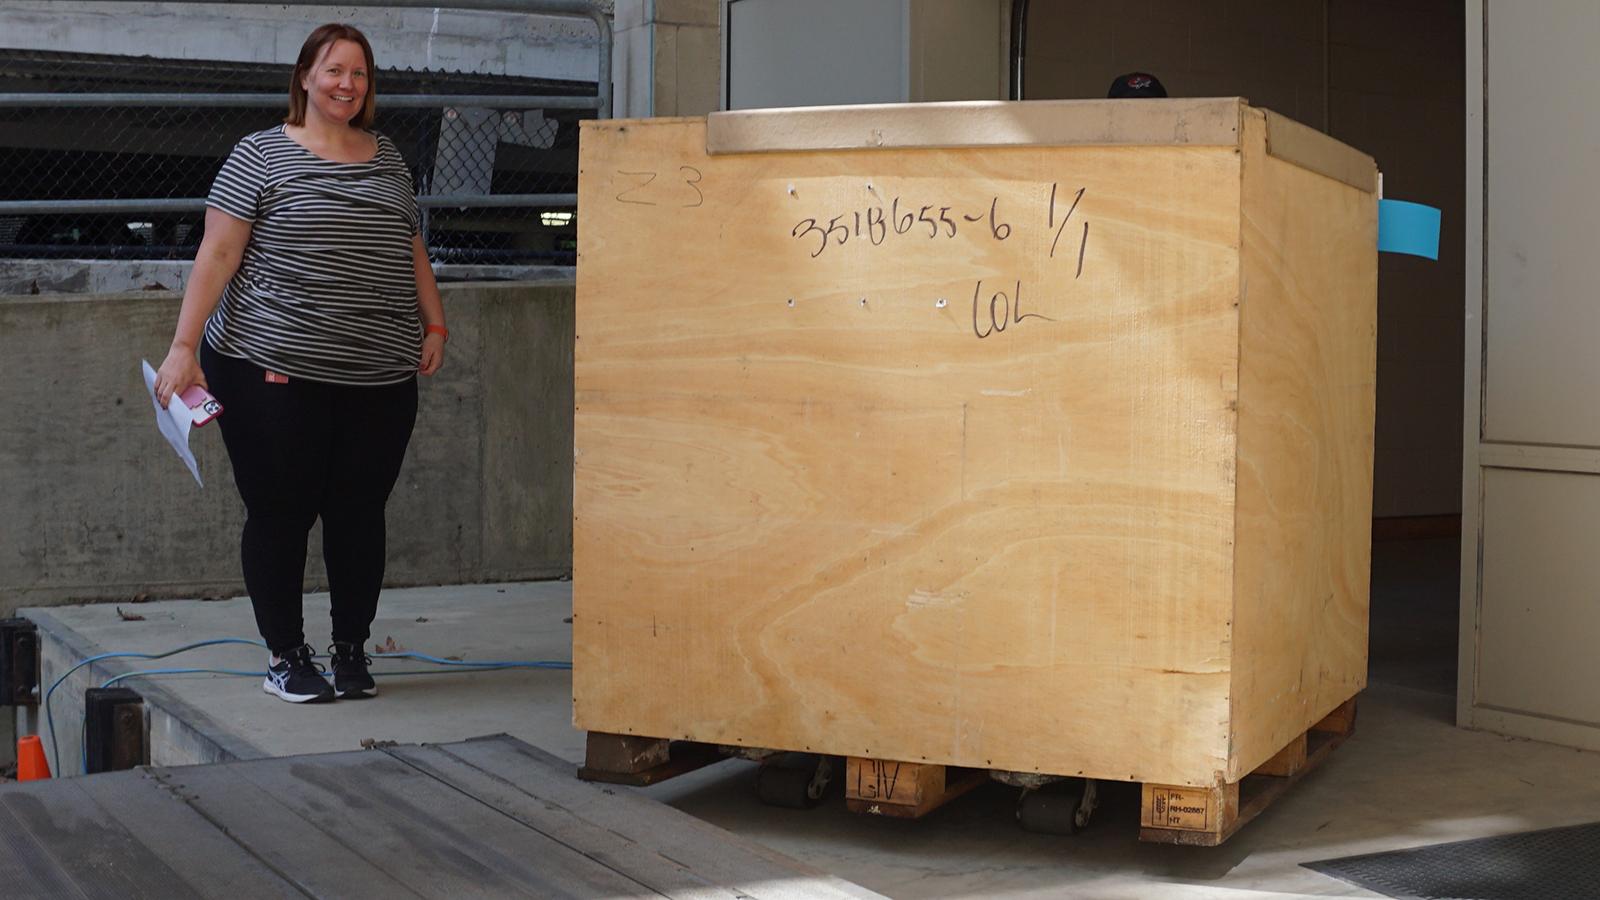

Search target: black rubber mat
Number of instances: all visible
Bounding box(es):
[1303,821,1600,900]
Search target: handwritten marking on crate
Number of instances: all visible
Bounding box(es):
[853,759,906,803]
[614,167,705,207]
[847,758,938,806]
[784,181,1092,343]
[786,183,1087,267]
[611,169,1098,344]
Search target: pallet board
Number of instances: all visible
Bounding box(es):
[575,98,1375,808]
[843,757,984,819]
[0,735,885,899]
[1141,699,1358,846]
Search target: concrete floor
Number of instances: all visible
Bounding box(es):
[21,538,1600,898]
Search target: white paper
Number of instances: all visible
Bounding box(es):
[142,359,204,487]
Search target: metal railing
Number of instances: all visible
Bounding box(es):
[0,0,611,267]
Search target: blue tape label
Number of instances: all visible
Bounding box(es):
[1378,199,1441,260]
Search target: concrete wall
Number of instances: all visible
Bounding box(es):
[0,1,606,83]
[0,281,575,617]
[614,0,721,117]
[1023,0,1465,518]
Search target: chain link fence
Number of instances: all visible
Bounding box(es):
[0,27,601,269]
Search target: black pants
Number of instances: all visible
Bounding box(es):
[202,342,418,656]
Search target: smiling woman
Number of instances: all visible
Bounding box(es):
[152,23,449,708]
[286,23,378,136]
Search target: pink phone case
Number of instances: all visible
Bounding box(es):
[178,384,223,426]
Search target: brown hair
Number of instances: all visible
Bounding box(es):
[285,23,377,129]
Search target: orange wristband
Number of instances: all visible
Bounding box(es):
[425,324,449,342]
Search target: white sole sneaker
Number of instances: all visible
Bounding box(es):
[262,675,334,704]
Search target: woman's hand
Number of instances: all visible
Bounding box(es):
[156,208,249,408]
[419,332,446,376]
[155,343,207,409]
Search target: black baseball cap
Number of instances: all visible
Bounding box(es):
[1107,72,1167,98]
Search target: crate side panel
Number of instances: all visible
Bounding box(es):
[575,117,1242,784]
[1230,110,1376,779]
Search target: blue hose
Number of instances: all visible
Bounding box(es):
[42,638,572,776]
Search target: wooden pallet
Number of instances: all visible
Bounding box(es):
[575,732,725,786]
[1139,697,1358,846]
[842,757,986,819]
[578,695,1358,845]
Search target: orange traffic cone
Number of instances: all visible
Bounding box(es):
[17,735,51,781]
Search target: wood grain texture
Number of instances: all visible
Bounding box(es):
[71,772,304,899]
[0,778,210,899]
[1253,733,1308,777]
[0,735,885,900]
[576,114,1243,786]
[432,737,887,900]
[577,105,1374,789]
[1227,108,1375,780]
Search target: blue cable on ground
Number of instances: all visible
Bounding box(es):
[42,638,572,776]
[43,638,266,776]
[88,659,572,773]
[373,651,571,670]
[100,667,265,687]
[96,661,570,689]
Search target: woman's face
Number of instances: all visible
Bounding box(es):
[300,39,369,126]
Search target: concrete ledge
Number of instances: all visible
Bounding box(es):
[14,581,580,777]
[20,607,267,778]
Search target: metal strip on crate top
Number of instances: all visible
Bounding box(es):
[0,0,611,266]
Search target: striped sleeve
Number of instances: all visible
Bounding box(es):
[206,136,267,222]
[381,134,422,235]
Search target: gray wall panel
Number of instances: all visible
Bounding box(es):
[1483,2,1600,446]
[726,0,906,109]
[1478,468,1600,727]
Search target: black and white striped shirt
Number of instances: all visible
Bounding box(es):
[204,125,422,385]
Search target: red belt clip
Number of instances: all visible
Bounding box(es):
[264,371,289,384]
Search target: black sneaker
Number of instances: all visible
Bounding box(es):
[263,644,335,703]
[329,642,378,699]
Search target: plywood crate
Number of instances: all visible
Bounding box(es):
[573,98,1376,834]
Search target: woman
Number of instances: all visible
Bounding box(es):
[154,23,446,704]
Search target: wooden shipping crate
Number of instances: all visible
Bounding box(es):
[573,98,1376,798]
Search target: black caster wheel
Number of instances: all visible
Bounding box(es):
[1016,778,1097,834]
[756,754,832,809]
